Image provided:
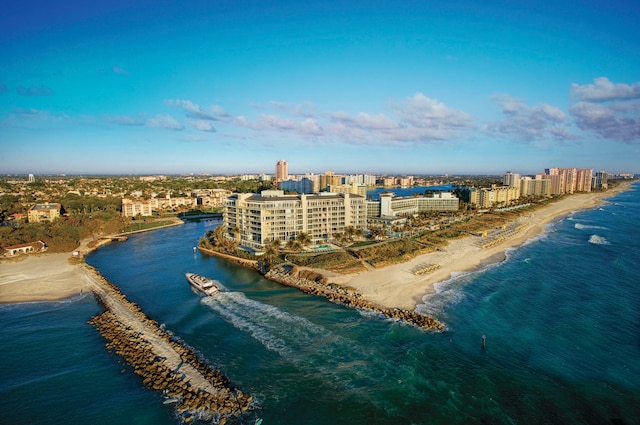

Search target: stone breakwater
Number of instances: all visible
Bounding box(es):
[84,266,252,423]
[265,265,445,332]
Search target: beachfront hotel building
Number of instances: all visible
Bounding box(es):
[519,177,552,198]
[542,168,593,194]
[458,186,520,209]
[223,190,367,249]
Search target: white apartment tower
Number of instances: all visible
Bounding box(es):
[224,190,367,249]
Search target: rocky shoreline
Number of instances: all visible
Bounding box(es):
[85,266,252,423]
[199,247,444,331]
[265,264,445,331]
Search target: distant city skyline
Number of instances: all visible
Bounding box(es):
[1,1,639,175]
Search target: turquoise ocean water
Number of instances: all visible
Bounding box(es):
[1,182,639,424]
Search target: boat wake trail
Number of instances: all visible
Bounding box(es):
[202,292,336,360]
[201,292,394,396]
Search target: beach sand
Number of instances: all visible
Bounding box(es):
[330,181,633,311]
[0,253,90,303]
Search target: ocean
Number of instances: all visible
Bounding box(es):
[1,182,639,424]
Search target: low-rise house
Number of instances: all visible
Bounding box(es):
[2,240,47,257]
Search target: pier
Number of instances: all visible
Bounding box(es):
[83,265,251,423]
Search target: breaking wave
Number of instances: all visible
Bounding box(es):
[575,223,607,230]
[588,235,610,245]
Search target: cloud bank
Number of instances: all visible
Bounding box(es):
[570,77,640,143]
[486,94,571,141]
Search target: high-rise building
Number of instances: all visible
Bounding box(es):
[275,160,288,182]
[503,172,520,188]
[543,168,593,194]
[224,190,367,249]
[593,171,608,189]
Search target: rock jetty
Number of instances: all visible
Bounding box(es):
[84,266,251,423]
[265,264,445,332]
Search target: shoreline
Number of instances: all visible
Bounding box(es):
[329,181,634,310]
[0,218,183,304]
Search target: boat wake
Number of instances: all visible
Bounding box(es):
[201,292,397,396]
[202,292,337,360]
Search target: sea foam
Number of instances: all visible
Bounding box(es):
[588,234,610,245]
[575,223,607,230]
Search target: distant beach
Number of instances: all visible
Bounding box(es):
[329,181,634,310]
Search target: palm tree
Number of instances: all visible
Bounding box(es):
[262,238,282,269]
[211,225,225,246]
[285,239,302,251]
[295,231,312,247]
[232,226,240,243]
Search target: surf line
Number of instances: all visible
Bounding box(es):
[83,265,253,422]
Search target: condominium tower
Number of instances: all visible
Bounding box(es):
[224,190,367,250]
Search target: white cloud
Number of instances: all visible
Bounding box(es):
[165,99,219,121]
[391,92,473,131]
[486,94,570,141]
[188,119,216,132]
[1,108,72,128]
[329,112,398,130]
[568,78,640,142]
[570,101,639,143]
[236,92,474,144]
[571,77,640,102]
[146,114,184,130]
[254,114,298,131]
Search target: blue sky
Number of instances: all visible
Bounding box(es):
[1,0,639,175]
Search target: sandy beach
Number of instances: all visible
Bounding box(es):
[330,181,633,310]
[0,183,632,306]
[0,219,183,304]
[0,253,90,303]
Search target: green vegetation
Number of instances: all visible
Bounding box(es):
[355,239,435,268]
[288,251,366,273]
[121,220,177,233]
[0,215,129,252]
